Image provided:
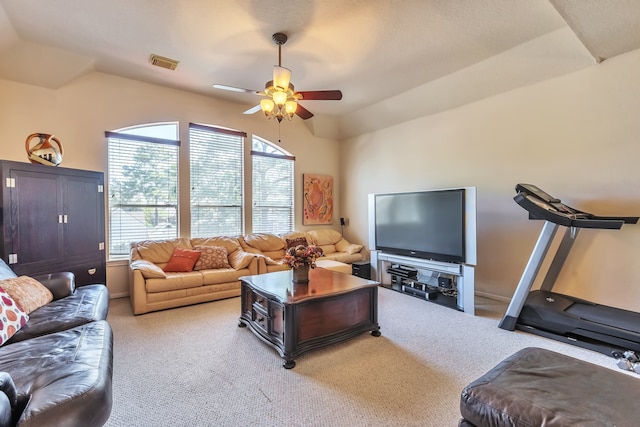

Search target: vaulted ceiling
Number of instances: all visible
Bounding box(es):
[2,0,640,139]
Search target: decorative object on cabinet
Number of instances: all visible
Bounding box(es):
[303,173,333,225]
[25,133,64,166]
[0,160,106,285]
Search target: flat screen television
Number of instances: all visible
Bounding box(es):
[369,188,476,265]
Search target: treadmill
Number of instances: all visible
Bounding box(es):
[499,183,640,356]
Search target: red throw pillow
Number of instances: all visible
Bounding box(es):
[163,248,201,272]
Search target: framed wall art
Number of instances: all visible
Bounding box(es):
[303,174,333,225]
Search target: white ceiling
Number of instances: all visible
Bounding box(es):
[1,0,640,139]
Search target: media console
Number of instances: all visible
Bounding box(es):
[370,251,475,315]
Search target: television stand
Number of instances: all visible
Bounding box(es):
[371,251,475,315]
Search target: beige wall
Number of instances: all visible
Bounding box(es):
[3,49,640,310]
[340,49,640,312]
[0,72,341,297]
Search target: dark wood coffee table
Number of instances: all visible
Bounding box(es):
[238,267,381,369]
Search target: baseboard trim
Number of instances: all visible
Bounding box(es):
[475,290,510,303]
[109,292,129,299]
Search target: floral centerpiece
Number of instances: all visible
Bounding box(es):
[283,244,324,283]
[283,245,324,269]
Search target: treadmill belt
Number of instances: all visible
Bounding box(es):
[566,303,640,334]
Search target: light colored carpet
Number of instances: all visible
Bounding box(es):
[104,288,625,427]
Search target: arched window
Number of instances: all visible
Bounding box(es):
[251,135,295,234]
[105,122,179,258]
[105,122,294,259]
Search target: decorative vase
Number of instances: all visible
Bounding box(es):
[292,264,310,283]
[26,133,64,166]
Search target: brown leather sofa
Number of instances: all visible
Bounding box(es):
[0,259,112,427]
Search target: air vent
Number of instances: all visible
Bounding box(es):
[149,54,179,70]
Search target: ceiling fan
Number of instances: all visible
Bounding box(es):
[213,32,342,122]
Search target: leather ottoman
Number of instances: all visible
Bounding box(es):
[460,347,640,426]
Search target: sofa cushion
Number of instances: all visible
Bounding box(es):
[335,238,364,255]
[191,236,240,255]
[200,268,246,285]
[145,272,203,293]
[8,284,109,344]
[323,252,365,263]
[243,233,284,252]
[0,276,53,314]
[309,229,342,246]
[134,237,192,264]
[0,321,113,427]
[193,245,230,270]
[228,250,254,270]
[163,248,201,273]
[318,244,337,255]
[0,288,28,346]
[130,260,167,279]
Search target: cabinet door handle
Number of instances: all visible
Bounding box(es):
[88,268,96,275]
[63,214,68,223]
[58,214,63,223]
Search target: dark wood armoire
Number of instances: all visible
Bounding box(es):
[0,160,106,285]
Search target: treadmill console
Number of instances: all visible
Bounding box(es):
[514,184,638,229]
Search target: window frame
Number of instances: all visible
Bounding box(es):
[105,127,180,260]
[251,135,296,235]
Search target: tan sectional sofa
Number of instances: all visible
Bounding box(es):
[128,229,367,315]
[240,229,366,273]
[128,236,258,315]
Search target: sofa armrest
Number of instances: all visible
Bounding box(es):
[0,372,17,427]
[31,272,75,300]
[128,269,148,315]
[245,256,259,276]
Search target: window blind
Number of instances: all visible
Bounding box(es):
[189,123,245,237]
[251,136,295,234]
[106,131,179,258]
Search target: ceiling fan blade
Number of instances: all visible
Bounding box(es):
[242,105,262,115]
[213,84,261,95]
[296,90,342,101]
[295,103,314,120]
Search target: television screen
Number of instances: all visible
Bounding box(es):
[374,189,465,263]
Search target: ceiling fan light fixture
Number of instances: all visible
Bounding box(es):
[273,66,291,91]
[272,90,288,107]
[260,99,275,115]
[213,31,341,122]
[285,100,297,119]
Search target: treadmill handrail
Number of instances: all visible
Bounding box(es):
[514,193,628,229]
